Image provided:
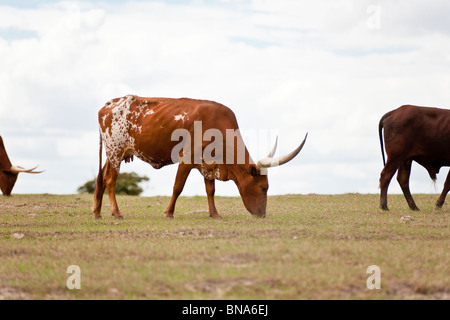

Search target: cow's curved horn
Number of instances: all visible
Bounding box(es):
[10,166,44,174]
[267,136,278,158]
[257,133,308,168]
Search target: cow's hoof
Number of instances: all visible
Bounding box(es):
[94,215,102,220]
[435,202,444,209]
[165,214,174,219]
[209,213,222,219]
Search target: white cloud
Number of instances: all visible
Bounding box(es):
[57,131,98,158]
[0,0,449,199]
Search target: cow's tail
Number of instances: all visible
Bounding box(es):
[378,111,394,167]
[93,129,104,208]
[379,117,386,167]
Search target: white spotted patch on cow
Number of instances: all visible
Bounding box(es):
[100,95,157,170]
[214,168,221,179]
[200,165,223,180]
[174,112,188,121]
[101,114,108,127]
[200,166,214,180]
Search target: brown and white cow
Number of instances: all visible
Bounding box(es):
[379,105,450,211]
[93,95,307,219]
[0,136,43,196]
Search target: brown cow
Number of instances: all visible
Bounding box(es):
[379,105,450,210]
[92,95,307,219]
[0,136,43,196]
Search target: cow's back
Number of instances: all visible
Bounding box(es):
[98,95,242,169]
[382,105,450,167]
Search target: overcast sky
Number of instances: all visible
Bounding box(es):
[1,0,449,197]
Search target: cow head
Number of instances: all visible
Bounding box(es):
[235,134,308,217]
[0,136,43,196]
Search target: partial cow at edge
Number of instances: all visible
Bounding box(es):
[0,136,43,196]
[93,95,307,219]
[379,105,450,211]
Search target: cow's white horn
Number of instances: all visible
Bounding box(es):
[267,136,278,158]
[257,133,308,168]
[10,166,44,174]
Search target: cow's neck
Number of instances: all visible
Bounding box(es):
[227,164,251,190]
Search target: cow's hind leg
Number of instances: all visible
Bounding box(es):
[104,160,123,219]
[436,169,450,209]
[165,163,193,219]
[379,160,399,211]
[92,163,107,219]
[397,160,419,211]
[204,178,221,218]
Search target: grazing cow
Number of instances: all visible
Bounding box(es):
[0,136,43,196]
[93,95,307,219]
[378,105,450,211]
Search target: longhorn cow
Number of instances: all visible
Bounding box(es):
[0,136,43,196]
[93,95,307,219]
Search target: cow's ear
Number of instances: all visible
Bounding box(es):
[248,164,260,177]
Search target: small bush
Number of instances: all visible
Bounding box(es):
[77,172,149,196]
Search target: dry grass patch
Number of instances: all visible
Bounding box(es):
[0,193,448,299]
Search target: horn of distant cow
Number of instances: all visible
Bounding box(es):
[10,166,44,174]
[257,133,308,168]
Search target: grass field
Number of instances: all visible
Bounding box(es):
[0,193,448,300]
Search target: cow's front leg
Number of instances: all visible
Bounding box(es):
[204,178,221,218]
[397,160,419,211]
[165,164,193,218]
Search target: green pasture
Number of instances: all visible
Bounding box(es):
[0,193,448,300]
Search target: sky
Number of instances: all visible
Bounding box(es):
[0,0,449,198]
